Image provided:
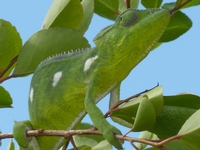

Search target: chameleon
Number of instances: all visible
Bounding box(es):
[13,8,170,149]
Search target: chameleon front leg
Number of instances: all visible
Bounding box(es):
[84,85,123,149]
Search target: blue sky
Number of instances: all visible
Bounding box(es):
[0,1,199,149]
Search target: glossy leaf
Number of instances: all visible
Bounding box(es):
[159,11,192,42]
[74,123,105,148]
[181,0,200,8]
[0,86,12,108]
[111,86,163,130]
[0,19,22,78]
[132,96,156,131]
[162,0,200,10]
[13,27,90,76]
[136,131,159,149]
[130,0,139,8]
[178,109,200,149]
[94,0,119,20]
[77,0,94,35]
[6,140,15,150]
[163,139,193,150]
[141,0,163,8]
[42,0,83,29]
[118,0,139,12]
[92,140,112,150]
[149,94,200,139]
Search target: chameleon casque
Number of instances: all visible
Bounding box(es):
[13,8,170,149]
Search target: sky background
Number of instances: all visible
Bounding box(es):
[0,1,199,149]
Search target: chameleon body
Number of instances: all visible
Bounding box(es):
[13,8,170,149]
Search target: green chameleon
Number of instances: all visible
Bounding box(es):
[13,8,170,149]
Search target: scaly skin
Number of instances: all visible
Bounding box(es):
[13,8,170,150]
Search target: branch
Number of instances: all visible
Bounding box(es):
[0,129,183,149]
[170,0,191,15]
[0,55,18,79]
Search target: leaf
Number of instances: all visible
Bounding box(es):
[162,0,200,10]
[136,131,159,149]
[141,0,163,8]
[130,0,139,8]
[110,86,163,130]
[181,0,200,8]
[178,109,200,149]
[94,0,119,20]
[0,19,22,78]
[149,94,200,139]
[132,96,156,131]
[118,0,139,12]
[42,0,83,29]
[74,123,105,147]
[77,0,94,35]
[13,27,90,76]
[163,139,193,150]
[0,86,12,108]
[92,140,112,150]
[159,11,192,42]
[6,140,15,150]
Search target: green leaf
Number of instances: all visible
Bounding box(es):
[132,96,156,131]
[130,0,139,8]
[181,0,200,8]
[163,139,193,150]
[141,0,163,8]
[118,0,139,12]
[162,0,200,10]
[77,0,94,35]
[94,0,119,20]
[0,19,22,78]
[0,86,12,108]
[92,140,112,150]
[74,123,105,147]
[42,0,83,29]
[110,86,163,130]
[159,11,192,42]
[13,27,90,76]
[68,145,91,150]
[136,131,159,149]
[6,140,15,150]
[178,109,200,149]
[149,94,200,139]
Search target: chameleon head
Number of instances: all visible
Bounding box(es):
[94,8,170,64]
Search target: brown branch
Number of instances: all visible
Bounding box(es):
[0,55,18,78]
[105,84,159,118]
[0,129,184,149]
[170,0,191,15]
[125,0,131,8]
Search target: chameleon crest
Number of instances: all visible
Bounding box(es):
[13,8,170,149]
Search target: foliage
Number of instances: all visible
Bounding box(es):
[0,0,200,149]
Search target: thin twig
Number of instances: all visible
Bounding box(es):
[170,0,191,14]
[105,84,159,118]
[0,55,18,78]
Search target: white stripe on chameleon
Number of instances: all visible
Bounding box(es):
[84,55,98,71]
[29,87,34,102]
[52,71,62,87]
[53,110,86,150]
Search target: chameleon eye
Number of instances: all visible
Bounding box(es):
[119,9,138,27]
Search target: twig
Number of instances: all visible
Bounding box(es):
[0,129,183,149]
[0,55,18,81]
[105,84,159,118]
[125,0,131,8]
[170,0,191,15]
